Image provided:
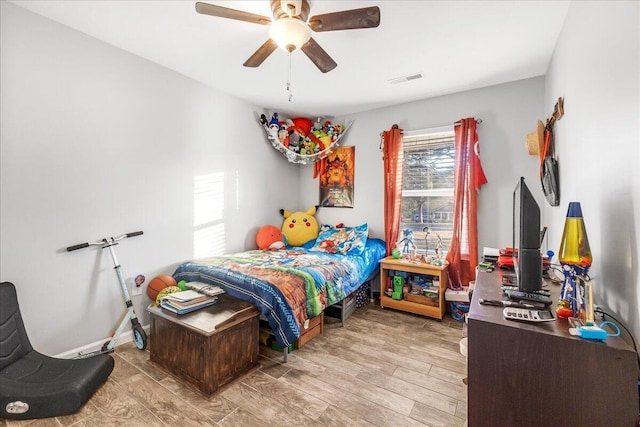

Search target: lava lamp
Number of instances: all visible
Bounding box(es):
[556,202,592,319]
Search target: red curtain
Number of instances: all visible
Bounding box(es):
[382,125,404,256]
[446,118,487,288]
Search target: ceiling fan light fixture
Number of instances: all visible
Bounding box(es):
[269,17,311,53]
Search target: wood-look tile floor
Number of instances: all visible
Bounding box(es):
[1,302,467,427]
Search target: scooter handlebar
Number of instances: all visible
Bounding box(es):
[66,242,89,252]
[66,231,143,251]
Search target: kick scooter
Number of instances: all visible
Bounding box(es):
[67,231,147,358]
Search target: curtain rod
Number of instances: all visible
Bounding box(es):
[402,119,482,138]
[455,118,482,126]
[381,119,482,138]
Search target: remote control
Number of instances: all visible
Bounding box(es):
[504,289,553,306]
[479,298,546,309]
[501,285,551,296]
[503,307,555,322]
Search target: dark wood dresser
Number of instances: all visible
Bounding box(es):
[147,293,259,395]
[467,270,637,426]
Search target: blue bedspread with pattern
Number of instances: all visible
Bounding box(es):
[173,238,385,347]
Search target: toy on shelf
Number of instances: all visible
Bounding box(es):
[259,112,353,164]
[397,228,417,259]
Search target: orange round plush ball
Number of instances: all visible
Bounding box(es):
[146,275,176,301]
[256,225,285,250]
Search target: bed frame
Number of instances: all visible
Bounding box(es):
[325,270,378,327]
[174,244,385,363]
[276,312,323,363]
[280,272,377,362]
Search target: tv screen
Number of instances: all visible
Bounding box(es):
[513,177,542,292]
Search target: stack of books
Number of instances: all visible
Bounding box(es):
[160,290,218,315]
[183,281,226,297]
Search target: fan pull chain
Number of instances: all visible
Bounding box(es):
[287,52,293,102]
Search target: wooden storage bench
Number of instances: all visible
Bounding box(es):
[147,294,259,395]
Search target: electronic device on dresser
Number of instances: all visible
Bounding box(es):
[513,177,542,292]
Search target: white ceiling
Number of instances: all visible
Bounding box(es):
[10,0,570,117]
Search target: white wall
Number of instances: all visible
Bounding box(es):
[0,2,299,355]
[5,0,638,356]
[299,77,546,252]
[544,1,640,343]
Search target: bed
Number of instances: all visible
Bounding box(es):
[172,237,386,349]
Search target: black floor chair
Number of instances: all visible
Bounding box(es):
[0,282,114,420]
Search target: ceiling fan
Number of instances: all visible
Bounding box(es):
[195,0,381,73]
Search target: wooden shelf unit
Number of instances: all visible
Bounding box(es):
[378,257,448,320]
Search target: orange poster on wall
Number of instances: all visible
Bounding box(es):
[319,146,355,208]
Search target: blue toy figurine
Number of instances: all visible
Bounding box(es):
[397,228,417,257]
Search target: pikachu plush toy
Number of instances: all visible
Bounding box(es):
[279,206,320,247]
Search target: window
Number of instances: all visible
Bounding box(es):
[401,128,455,257]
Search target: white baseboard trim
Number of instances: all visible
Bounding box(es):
[55,324,150,359]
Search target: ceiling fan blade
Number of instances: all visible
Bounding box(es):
[301,37,337,73]
[308,6,380,32]
[243,39,278,68]
[195,2,271,25]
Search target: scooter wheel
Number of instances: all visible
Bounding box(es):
[132,323,147,351]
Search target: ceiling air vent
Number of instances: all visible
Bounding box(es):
[388,72,423,85]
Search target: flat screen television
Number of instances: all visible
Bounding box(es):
[513,177,542,292]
